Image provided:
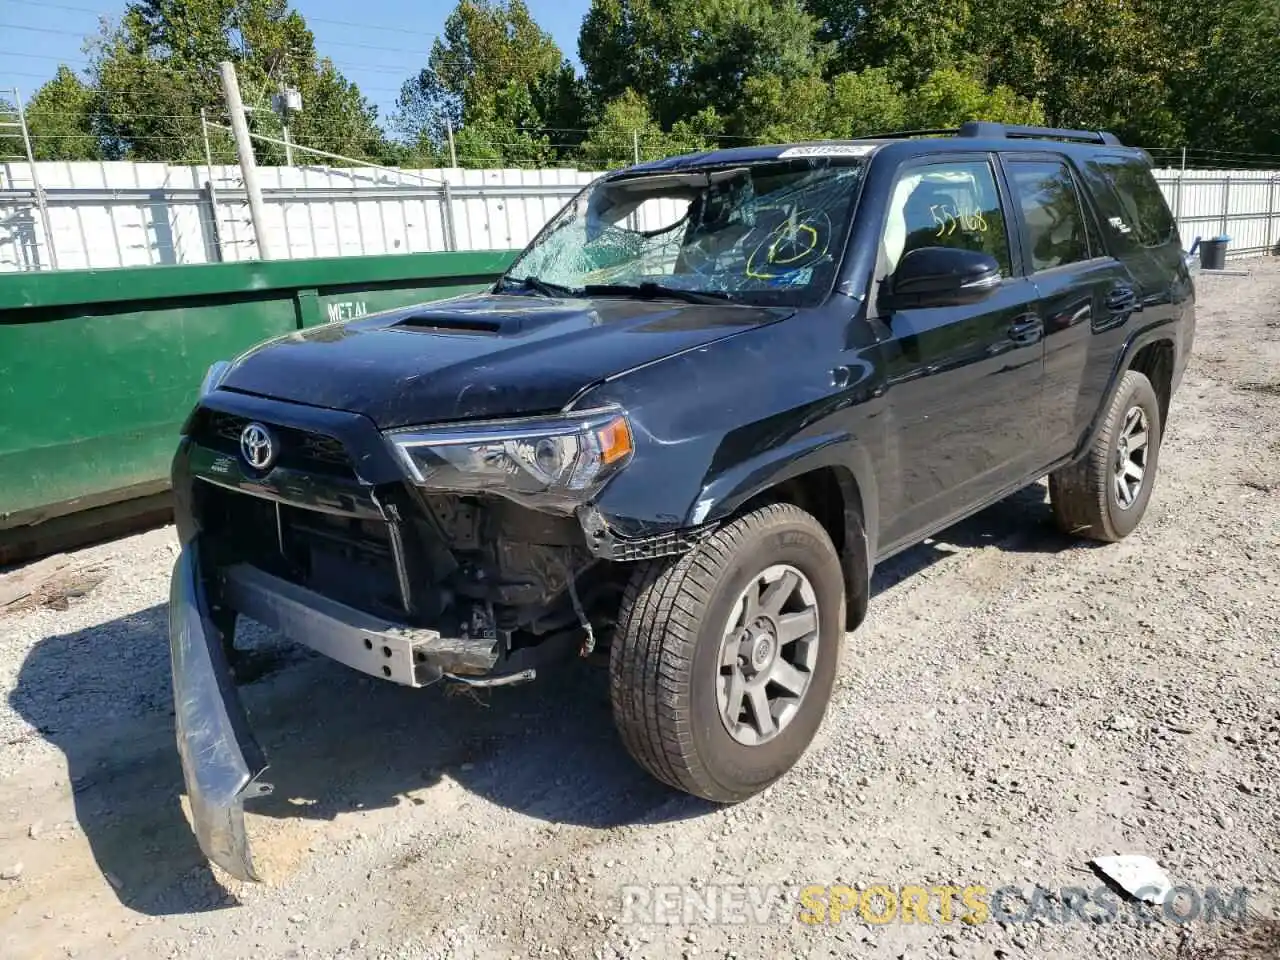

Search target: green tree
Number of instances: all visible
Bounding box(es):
[395,0,584,166]
[1158,0,1280,155]
[733,66,1038,145]
[734,74,836,143]
[667,107,726,156]
[454,82,556,166]
[804,0,975,83]
[906,67,1044,129]
[827,69,909,137]
[808,0,1196,147]
[21,67,102,161]
[580,0,830,130]
[85,0,388,163]
[392,69,457,161]
[580,89,722,167]
[963,0,1183,145]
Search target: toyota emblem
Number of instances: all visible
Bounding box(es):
[239,422,277,471]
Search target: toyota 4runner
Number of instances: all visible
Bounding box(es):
[168,122,1196,880]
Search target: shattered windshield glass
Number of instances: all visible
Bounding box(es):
[499,158,867,306]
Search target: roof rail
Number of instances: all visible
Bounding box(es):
[958,121,1123,146]
[854,128,962,141]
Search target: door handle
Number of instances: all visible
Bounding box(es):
[1106,285,1138,313]
[1007,314,1043,344]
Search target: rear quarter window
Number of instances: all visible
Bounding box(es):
[1086,157,1178,249]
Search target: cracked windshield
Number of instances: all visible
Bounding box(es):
[501,159,866,305]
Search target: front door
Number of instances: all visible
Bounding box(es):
[871,155,1046,552]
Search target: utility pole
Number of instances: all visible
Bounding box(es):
[633,130,640,165]
[219,60,272,259]
[445,116,458,168]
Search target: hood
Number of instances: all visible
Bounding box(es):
[218,293,790,428]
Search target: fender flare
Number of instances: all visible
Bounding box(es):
[689,431,879,630]
[1075,319,1180,461]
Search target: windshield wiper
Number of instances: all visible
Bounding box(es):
[498,275,579,298]
[582,282,735,305]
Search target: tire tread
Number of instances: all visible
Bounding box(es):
[1049,369,1159,542]
[609,503,835,800]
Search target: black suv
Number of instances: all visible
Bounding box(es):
[169,122,1196,880]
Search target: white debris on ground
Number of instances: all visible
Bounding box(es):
[1,261,1279,960]
[1091,855,1175,905]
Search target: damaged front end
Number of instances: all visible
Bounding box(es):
[166,394,671,880]
[169,544,272,882]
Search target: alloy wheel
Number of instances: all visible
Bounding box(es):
[715,564,821,746]
[1113,405,1150,510]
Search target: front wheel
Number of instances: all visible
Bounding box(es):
[609,503,845,802]
[1049,369,1163,542]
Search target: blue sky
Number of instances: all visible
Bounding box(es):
[0,0,592,121]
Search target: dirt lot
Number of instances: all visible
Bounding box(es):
[2,261,1279,960]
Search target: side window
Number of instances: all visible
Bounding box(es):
[1006,160,1094,272]
[881,160,1011,276]
[1087,157,1178,248]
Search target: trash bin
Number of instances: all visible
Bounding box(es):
[1199,235,1229,270]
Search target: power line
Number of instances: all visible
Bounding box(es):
[0,0,450,40]
[12,106,1280,161]
[0,19,551,74]
[0,18,438,58]
[0,46,430,80]
[0,22,85,37]
[9,90,1280,160]
[20,110,401,128]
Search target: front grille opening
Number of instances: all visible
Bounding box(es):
[198,485,407,621]
[188,409,354,477]
[280,505,406,618]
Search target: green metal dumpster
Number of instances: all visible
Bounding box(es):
[0,250,515,561]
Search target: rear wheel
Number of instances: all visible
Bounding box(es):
[609,503,844,802]
[1049,369,1163,542]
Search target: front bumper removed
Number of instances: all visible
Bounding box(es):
[221,563,503,684]
[168,547,272,882]
[169,541,554,880]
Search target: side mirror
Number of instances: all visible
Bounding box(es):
[882,246,1002,311]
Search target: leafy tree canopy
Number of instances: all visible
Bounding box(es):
[13,0,1280,167]
[392,0,584,167]
[22,0,389,163]
[579,0,830,130]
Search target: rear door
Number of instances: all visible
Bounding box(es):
[1079,153,1186,307]
[1079,152,1194,329]
[999,153,1135,459]
[871,154,1046,551]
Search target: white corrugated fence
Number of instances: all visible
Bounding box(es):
[0,160,1276,272]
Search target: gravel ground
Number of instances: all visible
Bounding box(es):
[2,261,1279,960]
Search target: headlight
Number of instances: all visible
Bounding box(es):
[387,407,634,508]
[199,360,231,398]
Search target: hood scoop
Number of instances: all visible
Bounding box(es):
[389,296,598,338]
[393,311,508,335]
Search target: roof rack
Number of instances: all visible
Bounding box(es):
[856,128,963,140]
[957,122,1123,145]
[855,123,1123,146]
